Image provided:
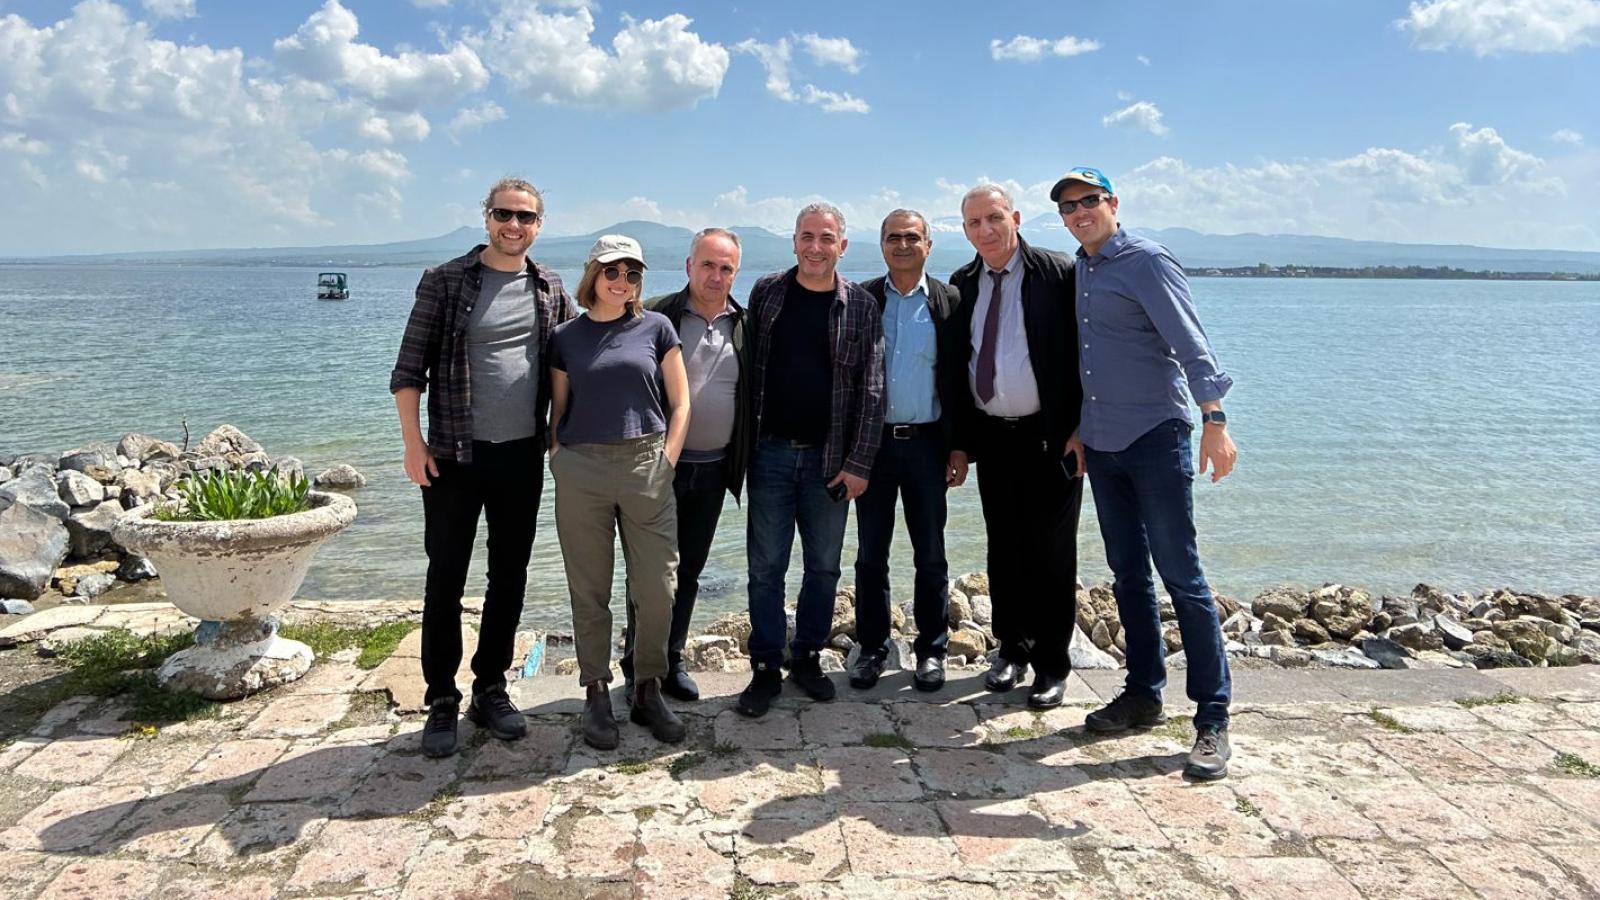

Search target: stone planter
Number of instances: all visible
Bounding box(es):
[113,491,357,699]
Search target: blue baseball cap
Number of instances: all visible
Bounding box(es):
[1049,167,1115,202]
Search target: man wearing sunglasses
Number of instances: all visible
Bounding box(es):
[390,177,576,758]
[1050,166,1238,780]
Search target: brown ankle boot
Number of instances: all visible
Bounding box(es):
[582,682,620,750]
[630,678,687,743]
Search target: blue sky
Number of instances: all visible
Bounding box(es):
[1,0,1596,254]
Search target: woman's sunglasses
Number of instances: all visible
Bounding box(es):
[602,265,643,286]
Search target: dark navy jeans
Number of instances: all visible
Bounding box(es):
[1084,419,1232,728]
[746,438,850,669]
[853,427,949,660]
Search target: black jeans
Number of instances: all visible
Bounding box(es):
[853,426,949,660]
[420,436,544,705]
[622,458,727,677]
[973,414,1083,678]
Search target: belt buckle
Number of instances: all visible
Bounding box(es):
[891,424,914,440]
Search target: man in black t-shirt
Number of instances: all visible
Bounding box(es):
[738,202,886,718]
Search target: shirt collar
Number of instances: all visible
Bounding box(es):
[884,272,929,299]
[1076,227,1128,263]
[684,294,734,322]
[985,246,1023,278]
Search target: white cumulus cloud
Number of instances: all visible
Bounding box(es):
[800,84,868,114]
[446,100,508,143]
[736,38,869,114]
[798,34,862,73]
[467,5,728,111]
[990,34,1100,62]
[142,0,197,19]
[1552,128,1585,145]
[1397,0,1600,55]
[1103,101,1169,137]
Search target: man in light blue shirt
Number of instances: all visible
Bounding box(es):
[1053,166,1239,780]
[850,209,964,692]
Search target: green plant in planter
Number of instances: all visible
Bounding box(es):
[154,467,311,521]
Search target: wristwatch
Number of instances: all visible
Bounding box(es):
[1201,410,1228,426]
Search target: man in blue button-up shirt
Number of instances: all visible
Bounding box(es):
[1052,166,1239,781]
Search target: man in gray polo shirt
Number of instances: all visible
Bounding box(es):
[621,227,752,701]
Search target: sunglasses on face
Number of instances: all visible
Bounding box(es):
[602,265,643,285]
[1056,194,1111,214]
[489,208,541,225]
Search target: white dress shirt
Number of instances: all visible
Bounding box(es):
[967,246,1041,417]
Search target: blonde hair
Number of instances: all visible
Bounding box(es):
[575,258,644,318]
[481,177,544,215]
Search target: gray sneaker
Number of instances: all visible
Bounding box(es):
[1185,725,1230,780]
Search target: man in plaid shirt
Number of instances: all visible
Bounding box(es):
[737,202,886,718]
[390,177,575,757]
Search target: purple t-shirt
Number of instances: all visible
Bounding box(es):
[550,310,682,446]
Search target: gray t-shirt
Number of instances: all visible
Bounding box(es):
[467,268,540,443]
[680,306,740,461]
[550,311,682,446]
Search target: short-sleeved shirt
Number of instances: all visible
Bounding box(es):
[466,268,540,443]
[549,310,682,446]
[680,305,740,461]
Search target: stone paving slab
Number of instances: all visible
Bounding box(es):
[4,664,1600,898]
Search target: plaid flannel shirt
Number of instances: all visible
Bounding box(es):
[747,267,885,479]
[389,244,575,465]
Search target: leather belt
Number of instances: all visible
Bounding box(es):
[885,423,933,439]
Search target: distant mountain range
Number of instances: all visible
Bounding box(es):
[7,219,1600,275]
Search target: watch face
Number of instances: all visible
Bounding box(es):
[1204,411,1227,424]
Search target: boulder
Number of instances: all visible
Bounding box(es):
[1491,619,1556,663]
[818,649,845,672]
[947,629,987,660]
[1388,621,1445,652]
[1292,617,1331,644]
[1360,636,1416,670]
[1,598,36,615]
[884,638,916,670]
[0,466,12,485]
[968,593,992,627]
[954,572,990,597]
[1310,648,1382,669]
[272,456,306,484]
[1166,650,1187,670]
[1090,618,1114,650]
[71,571,115,599]
[0,504,70,599]
[0,466,70,521]
[1068,625,1118,669]
[1260,611,1294,634]
[66,501,122,557]
[1572,632,1600,664]
[1434,613,1474,651]
[1157,594,1177,622]
[10,452,56,472]
[1261,629,1296,647]
[1522,593,1568,622]
[116,468,162,508]
[1463,645,1533,669]
[56,469,105,507]
[1162,624,1184,654]
[1252,586,1310,622]
[59,444,120,476]
[828,598,857,641]
[1271,647,1312,668]
[193,424,263,458]
[1411,583,1454,613]
[700,613,752,654]
[117,554,158,581]
[1214,592,1244,620]
[1220,611,1252,637]
[1548,645,1586,667]
[948,591,972,627]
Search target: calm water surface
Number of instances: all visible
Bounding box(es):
[3,263,1597,630]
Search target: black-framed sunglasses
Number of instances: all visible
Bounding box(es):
[489,208,541,225]
[602,265,643,285]
[1057,194,1111,214]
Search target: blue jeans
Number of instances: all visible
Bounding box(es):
[746,439,851,669]
[1085,419,1231,728]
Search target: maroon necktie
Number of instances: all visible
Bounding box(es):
[975,268,1007,404]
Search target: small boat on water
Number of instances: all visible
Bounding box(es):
[317,272,349,300]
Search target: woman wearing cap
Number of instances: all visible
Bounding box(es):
[549,234,691,750]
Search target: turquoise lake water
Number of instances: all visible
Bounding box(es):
[3,263,1597,629]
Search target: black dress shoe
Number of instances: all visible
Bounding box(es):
[848,651,887,689]
[984,658,1027,692]
[662,665,700,702]
[737,667,783,718]
[1027,674,1067,709]
[786,652,836,702]
[629,678,687,743]
[582,683,620,750]
[913,656,945,692]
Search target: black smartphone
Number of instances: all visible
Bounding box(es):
[1061,451,1080,479]
[827,481,849,502]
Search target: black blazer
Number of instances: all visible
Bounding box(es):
[945,237,1082,461]
[860,274,962,450]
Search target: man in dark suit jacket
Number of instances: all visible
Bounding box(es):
[944,183,1084,709]
[850,209,966,693]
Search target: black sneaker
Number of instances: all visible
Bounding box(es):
[421,697,459,758]
[1185,725,1231,780]
[1084,691,1167,734]
[466,688,528,740]
[737,666,783,718]
[786,652,836,702]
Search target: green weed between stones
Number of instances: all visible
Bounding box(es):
[610,758,653,775]
[1368,709,1415,734]
[1555,752,1600,778]
[864,732,914,750]
[668,752,704,778]
[278,621,418,669]
[711,740,740,757]
[1235,796,1263,818]
[729,876,769,900]
[19,630,217,729]
[1456,691,1522,709]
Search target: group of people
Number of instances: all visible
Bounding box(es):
[390,168,1240,780]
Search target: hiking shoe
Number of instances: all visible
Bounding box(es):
[630,678,688,743]
[662,664,700,702]
[786,652,836,702]
[466,688,527,741]
[582,683,620,750]
[1185,725,1231,780]
[737,666,783,718]
[1085,691,1167,734]
[421,697,459,758]
[848,650,887,689]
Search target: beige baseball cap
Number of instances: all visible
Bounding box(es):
[587,234,648,268]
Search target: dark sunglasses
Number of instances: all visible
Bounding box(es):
[489,208,541,225]
[602,265,643,285]
[1056,194,1111,214]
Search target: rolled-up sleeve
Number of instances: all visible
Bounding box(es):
[389,268,442,394]
[1138,250,1233,403]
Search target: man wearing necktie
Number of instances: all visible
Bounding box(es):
[945,183,1083,709]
